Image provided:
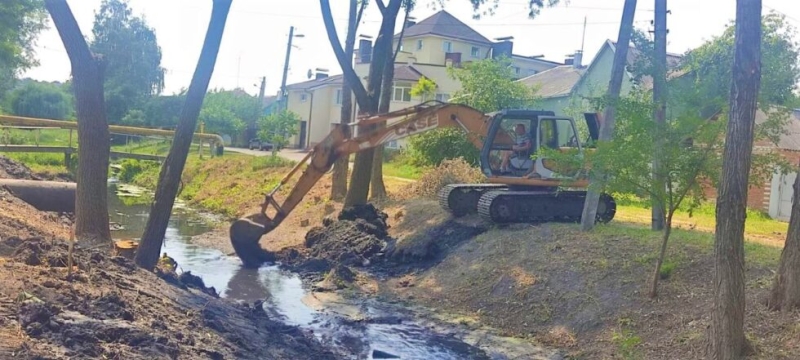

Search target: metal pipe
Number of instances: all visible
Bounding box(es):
[0,115,225,148]
[0,179,76,213]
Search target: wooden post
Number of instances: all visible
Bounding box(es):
[64,149,72,168]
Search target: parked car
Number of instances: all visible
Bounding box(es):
[248,139,273,151]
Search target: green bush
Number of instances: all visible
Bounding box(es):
[118,159,160,183]
[407,127,480,167]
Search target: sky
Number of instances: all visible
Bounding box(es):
[22,0,800,97]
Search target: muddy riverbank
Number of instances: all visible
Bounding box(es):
[0,156,336,359]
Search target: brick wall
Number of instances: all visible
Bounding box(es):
[702,149,800,212]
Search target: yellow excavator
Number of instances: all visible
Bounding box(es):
[230,101,616,267]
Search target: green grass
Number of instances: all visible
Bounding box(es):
[2,152,72,176]
[1,128,76,147]
[613,194,789,243]
[593,222,782,267]
[382,161,426,180]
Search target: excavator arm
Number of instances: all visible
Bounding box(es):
[231,101,489,266]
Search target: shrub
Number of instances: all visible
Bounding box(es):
[408,127,480,167]
[409,157,484,198]
[118,159,160,183]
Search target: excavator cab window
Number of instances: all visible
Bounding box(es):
[534,116,583,179]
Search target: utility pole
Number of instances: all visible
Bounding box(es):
[279,26,295,111]
[651,0,668,231]
[248,76,266,142]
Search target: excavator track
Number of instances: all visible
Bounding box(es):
[477,190,616,224]
[438,184,508,217]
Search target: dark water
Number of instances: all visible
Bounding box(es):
[106,179,559,360]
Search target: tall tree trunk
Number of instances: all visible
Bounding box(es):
[768,160,800,310]
[44,0,112,247]
[330,0,362,201]
[651,0,668,231]
[344,0,402,207]
[369,56,391,199]
[580,0,637,231]
[370,2,410,200]
[709,0,761,357]
[134,0,232,270]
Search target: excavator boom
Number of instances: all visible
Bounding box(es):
[231,101,488,267]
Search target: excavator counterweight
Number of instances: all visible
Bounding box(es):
[230,101,615,267]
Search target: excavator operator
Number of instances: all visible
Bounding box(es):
[500,123,533,174]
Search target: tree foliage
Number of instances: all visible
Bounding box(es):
[141,93,184,128]
[198,89,260,136]
[408,127,480,167]
[410,76,436,101]
[7,80,73,120]
[682,13,800,107]
[448,57,537,113]
[90,0,165,125]
[258,109,300,153]
[0,0,47,97]
[460,0,561,19]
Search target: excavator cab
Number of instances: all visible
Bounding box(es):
[479,110,588,181]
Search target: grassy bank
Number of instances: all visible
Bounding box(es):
[126,155,295,218]
[380,202,789,359]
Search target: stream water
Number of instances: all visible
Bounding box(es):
[106,178,559,360]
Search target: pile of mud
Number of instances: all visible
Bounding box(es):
[0,155,71,182]
[274,204,395,285]
[301,204,393,267]
[0,155,41,180]
[0,237,335,359]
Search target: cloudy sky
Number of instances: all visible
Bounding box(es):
[23,0,800,96]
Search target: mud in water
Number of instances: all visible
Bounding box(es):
[0,237,336,360]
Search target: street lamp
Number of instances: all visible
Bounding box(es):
[279,26,304,111]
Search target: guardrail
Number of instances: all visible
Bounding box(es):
[0,115,224,147]
[0,115,225,166]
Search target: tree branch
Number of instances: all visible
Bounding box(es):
[356,0,367,25]
[320,0,370,109]
[392,1,412,60]
[376,0,387,14]
[43,0,93,64]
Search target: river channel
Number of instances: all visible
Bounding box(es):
[106,178,560,360]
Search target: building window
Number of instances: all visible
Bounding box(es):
[416,40,423,50]
[300,93,308,102]
[335,89,342,105]
[442,41,452,53]
[471,46,480,58]
[435,93,450,102]
[387,140,398,149]
[393,87,412,102]
[399,42,404,51]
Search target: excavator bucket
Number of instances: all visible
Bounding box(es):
[229,199,279,268]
